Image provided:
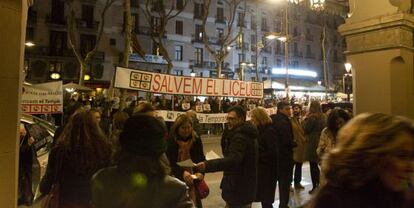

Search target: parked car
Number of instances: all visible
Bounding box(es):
[20,114,56,199]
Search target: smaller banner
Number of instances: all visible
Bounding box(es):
[22,81,63,114]
[114,67,264,98]
[155,107,277,123]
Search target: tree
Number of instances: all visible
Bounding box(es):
[66,0,117,86]
[141,0,190,74]
[201,0,246,78]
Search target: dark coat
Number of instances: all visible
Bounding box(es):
[92,167,193,208]
[204,122,259,205]
[303,113,327,162]
[255,124,278,203]
[40,147,111,204]
[306,181,408,208]
[270,113,296,170]
[166,134,206,181]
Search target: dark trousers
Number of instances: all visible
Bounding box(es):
[293,162,303,185]
[309,162,320,188]
[277,162,293,208]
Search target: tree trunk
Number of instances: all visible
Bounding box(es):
[78,61,86,86]
[217,59,223,78]
[119,0,132,110]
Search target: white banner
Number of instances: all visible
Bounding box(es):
[114,67,264,98]
[155,107,277,123]
[22,81,63,114]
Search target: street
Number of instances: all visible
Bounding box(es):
[201,135,312,208]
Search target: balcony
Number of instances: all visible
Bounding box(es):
[293,51,302,58]
[306,34,314,41]
[263,46,272,53]
[76,18,99,30]
[26,46,74,57]
[215,16,226,24]
[305,53,315,59]
[191,34,204,43]
[236,43,249,51]
[237,20,246,28]
[93,51,105,61]
[45,14,66,27]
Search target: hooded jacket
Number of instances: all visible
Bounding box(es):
[204,122,259,205]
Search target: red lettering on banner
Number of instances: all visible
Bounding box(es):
[193,78,202,94]
[167,76,173,92]
[240,82,246,96]
[174,77,184,93]
[232,81,240,96]
[152,74,161,91]
[206,79,214,95]
[221,80,228,95]
[246,83,251,96]
[183,77,191,93]
[160,76,168,92]
[213,80,219,95]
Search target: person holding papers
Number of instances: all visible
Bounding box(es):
[167,114,206,208]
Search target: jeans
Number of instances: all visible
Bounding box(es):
[293,162,303,185]
[309,162,320,188]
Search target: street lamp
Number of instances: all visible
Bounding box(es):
[190,69,196,77]
[343,63,352,101]
[25,41,35,47]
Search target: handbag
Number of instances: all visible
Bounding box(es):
[194,179,209,199]
[40,152,63,208]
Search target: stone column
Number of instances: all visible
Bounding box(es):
[0,1,28,207]
[339,0,414,118]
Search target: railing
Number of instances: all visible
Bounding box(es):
[215,16,226,24]
[76,18,99,30]
[45,14,66,26]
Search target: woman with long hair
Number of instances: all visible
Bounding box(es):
[306,113,414,208]
[250,107,277,208]
[303,100,327,194]
[166,114,206,208]
[317,108,351,159]
[40,109,111,207]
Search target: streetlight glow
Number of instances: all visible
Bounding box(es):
[25,41,35,47]
[84,74,91,81]
[344,63,352,73]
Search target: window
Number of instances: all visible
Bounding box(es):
[261,17,268,31]
[131,13,139,32]
[194,3,204,19]
[51,0,65,24]
[238,53,245,63]
[262,57,268,66]
[306,45,312,57]
[175,45,183,61]
[81,5,94,28]
[176,0,184,10]
[217,28,224,40]
[151,16,161,33]
[80,34,96,56]
[49,61,63,73]
[195,24,203,41]
[216,7,224,22]
[237,12,245,27]
[237,33,244,49]
[152,41,160,55]
[176,20,183,35]
[49,31,67,56]
[195,48,203,65]
[251,15,257,29]
[294,42,299,54]
[109,38,116,46]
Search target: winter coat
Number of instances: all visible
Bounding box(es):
[205,122,259,205]
[291,117,306,163]
[166,134,206,181]
[303,113,327,162]
[92,167,193,208]
[316,128,335,159]
[306,180,408,208]
[40,147,111,205]
[255,124,278,203]
[270,113,296,169]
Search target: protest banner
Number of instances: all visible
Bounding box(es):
[114,67,264,98]
[155,107,277,123]
[22,81,63,114]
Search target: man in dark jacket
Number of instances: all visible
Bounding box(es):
[271,101,296,208]
[196,105,258,208]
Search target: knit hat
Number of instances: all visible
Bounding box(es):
[119,114,167,155]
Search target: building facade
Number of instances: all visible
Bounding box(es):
[24,0,348,93]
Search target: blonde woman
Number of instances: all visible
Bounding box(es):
[306,113,414,208]
[251,107,277,208]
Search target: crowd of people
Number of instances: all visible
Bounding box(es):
[17,94,414,208]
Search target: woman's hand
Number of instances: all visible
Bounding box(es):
[195,173,204,181]
[183,170,193,185]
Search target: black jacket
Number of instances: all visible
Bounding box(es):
[205,122,259,205]
[270,113,295,167]
[166,134,206,181]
